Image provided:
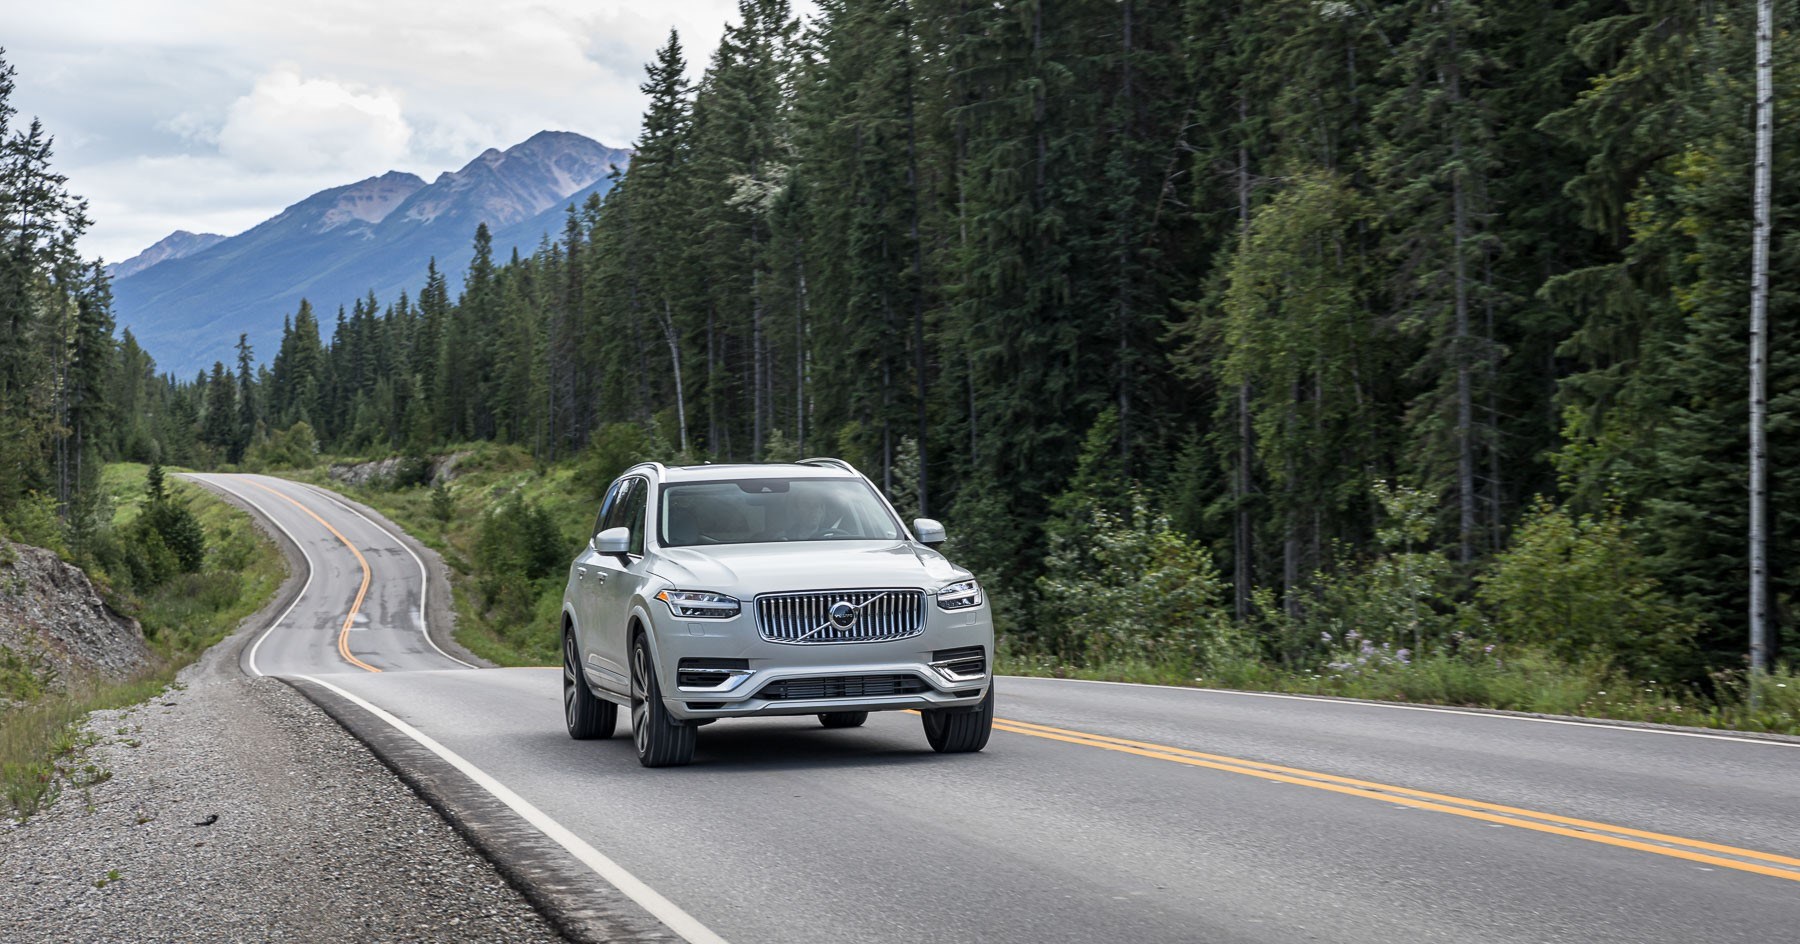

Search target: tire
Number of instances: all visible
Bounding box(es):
[921,685,994,753]
[564,629,617,740]
[630,632,696,767]
[817,711,869,729]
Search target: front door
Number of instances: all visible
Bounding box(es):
[595,475,651,682]
[579,477,631,691]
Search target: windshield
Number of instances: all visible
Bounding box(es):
[658,478,903,547]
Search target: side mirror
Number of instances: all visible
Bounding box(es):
[593,526,631,557]
[913,518,946,548]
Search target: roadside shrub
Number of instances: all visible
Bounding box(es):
[244,421,319,471]
[138,466,205,575]
[580,423,663,498]
[1479,498,1697,679]
[383,452,434,491]
[474,492,565,586]
[429,482,455,523]
[1246,480,1461,668]
[1038,490,1245,668]
[0,492,68,559]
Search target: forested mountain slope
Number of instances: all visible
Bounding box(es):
[110,131,629,376]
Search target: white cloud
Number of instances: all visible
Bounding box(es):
[216,69,412,174]
[5,0,756,262]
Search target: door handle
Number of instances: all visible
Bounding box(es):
[577,566,587,579]
[593,572,607,584]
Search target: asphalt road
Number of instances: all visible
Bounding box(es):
[189,473,1800,944]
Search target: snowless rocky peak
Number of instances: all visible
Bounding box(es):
[403,131,628,227]
[318,171,428,232]
[104,230,227,281]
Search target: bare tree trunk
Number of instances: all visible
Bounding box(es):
[1117,0,1136,478]
[752,265,764,457]
[707,304,719,454]
[1750,0,1775,690]
[1448,24,1476,567]
[795,239,807,454]
[657,300,688,454]
[903,0,929,516]
[1233,92,1255,621]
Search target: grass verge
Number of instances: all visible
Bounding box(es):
[997,647,1800,736]
[0,464,285,820]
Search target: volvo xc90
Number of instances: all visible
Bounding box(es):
[560,458,995,767]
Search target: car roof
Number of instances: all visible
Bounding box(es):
[649,461,862,484]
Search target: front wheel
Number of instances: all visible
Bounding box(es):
[630,633,696,767]
[564,629,617,740]
[921,685,994,753]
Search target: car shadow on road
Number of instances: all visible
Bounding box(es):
[520,719,970,773]
[686,722,954,771]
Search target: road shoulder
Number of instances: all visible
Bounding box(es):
[0,642,565,943]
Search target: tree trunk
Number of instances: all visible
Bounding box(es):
[1233,91,1255,621]
[659,300,688,454]
[903,0,929,515]
[1749,0,1775,685]
[1448,25,1476,567]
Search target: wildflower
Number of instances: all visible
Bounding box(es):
[1483,644,1495,654]
[1320,632,1332,642]
[1346,629,1360,641]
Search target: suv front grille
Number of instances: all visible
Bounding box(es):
[756,674,929,701]
[755,589,926,644]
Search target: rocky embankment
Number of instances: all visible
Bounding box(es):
[0,540,150,705]
[327,451,470,489]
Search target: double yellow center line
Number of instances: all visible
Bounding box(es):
[245,480,381,673]
[990,715,1800,883]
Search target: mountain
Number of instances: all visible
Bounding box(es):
[104,230,226,281]
[112,131,629,376]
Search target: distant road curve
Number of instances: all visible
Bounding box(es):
[188,473,1800,944]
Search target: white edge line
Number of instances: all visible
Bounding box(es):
[289,478,476,669]
[1003,675,1800,749]
[295,673,730,944]
[179,474,314,678]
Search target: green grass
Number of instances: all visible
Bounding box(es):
[0,464,286,820]
[997,647,1800,736]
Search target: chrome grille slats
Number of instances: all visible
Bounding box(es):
[755,588,926,644]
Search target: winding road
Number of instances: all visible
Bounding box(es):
[188,473,1800,944]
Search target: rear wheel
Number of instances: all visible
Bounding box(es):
[922,685,994,753]
[817,711,868,729]
[630,633,696,767]
[564,629,617,740]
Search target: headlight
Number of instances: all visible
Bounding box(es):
[936,579,982,610]
[656,590,741,619]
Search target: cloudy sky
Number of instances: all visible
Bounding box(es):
[6,0,749,263]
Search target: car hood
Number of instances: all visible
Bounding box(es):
[650,540,970,596]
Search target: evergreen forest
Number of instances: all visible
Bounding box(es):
[3,1,1799,716]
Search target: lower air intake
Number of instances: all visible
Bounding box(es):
[755,674,929,701]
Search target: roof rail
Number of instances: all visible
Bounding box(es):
[797,457,856,473]
[624,460,668,476]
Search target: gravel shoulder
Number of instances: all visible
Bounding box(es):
[0,641,567,943]
[0,493,562,944]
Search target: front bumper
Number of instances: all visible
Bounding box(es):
[649,603,993,721]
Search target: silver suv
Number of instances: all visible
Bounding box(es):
[560,458,995,767]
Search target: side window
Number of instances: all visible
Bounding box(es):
[593,479,626,540]
[623,478,650,556]
[601,478,636,534]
